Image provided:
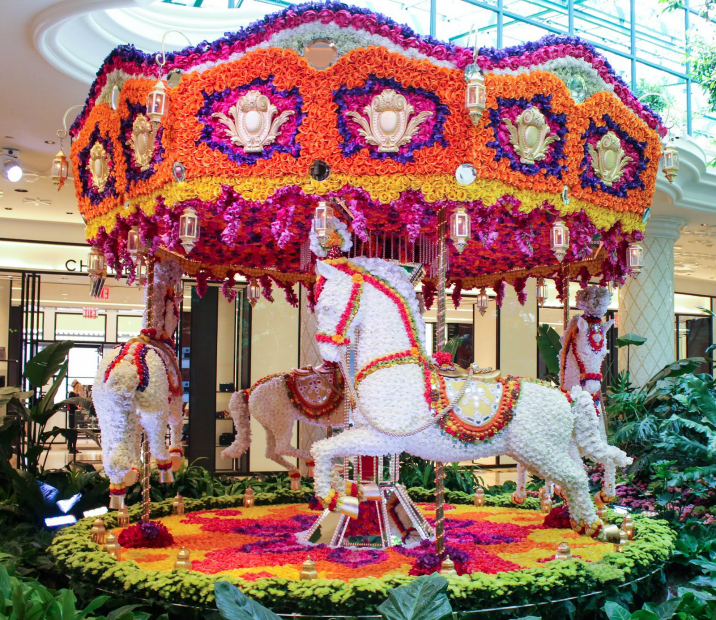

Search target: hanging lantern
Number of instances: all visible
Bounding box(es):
[88,248,106,281]
[449,206,471,254]
[127,226,142,258]
[465,68,486,124]
[475,288,489,316]
[50,149,69,190]
[550,218,570,263]
[313,201,335,239]
[135,256,148,287]
[661,139,679,183]
[247,279,261,307]
[146,80,169,126]
[627,242,644,276]
[536,278,548,307]
[178,206,200,253]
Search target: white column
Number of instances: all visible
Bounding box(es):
[618,216,686,386]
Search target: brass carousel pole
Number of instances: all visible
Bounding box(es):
[562,265,569,330]
[141,258,155,524]
[435,208,448,558]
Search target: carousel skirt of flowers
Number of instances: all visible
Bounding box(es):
[114,503,613,580]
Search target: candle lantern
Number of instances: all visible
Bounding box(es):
[449,206,471,254]
[475,288,489,317]
[90,518,106,544]
[172,493,184,516]
[104,532,122,560]
[88,248,106,282]
[627,242,644,276]
[127,226,141,258]
[51,149,69,189]
[536,278,549,307]
[313,201,335,239]
[661,139,679,183]
[174,547,192,570]
[117,506,130,528]
[300,557,318,580]
[146,80,169,126]
[615,528,630,553]
[247,280,261,307]
[555,541,572,560]
[178,206,200,253]
[465,67,486,124]
[622,514,635,540]
[474,487,485,507]
[243,487,255,508]
[550,218,570,263]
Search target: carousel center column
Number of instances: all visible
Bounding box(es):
[617,215,687,386]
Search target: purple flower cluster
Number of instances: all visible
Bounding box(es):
[77,124,119,206]
[334,75,449,163]
[327,547,388,567]
[487,95,568,179]
[139,521,161,539]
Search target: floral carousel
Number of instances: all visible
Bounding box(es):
[49,2,677,616]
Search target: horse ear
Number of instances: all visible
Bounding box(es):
[577,316,588,333]
[603,318,615,334]
[315,260,341,280]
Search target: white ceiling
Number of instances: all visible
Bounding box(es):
[2,0,716,289]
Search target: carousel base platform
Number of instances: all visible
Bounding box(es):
[49,493,675,617]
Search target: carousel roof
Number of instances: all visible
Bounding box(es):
[70,2,666,303]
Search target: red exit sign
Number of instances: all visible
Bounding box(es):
[100,287,110,300]
[83,308,98,319]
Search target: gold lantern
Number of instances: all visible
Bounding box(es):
[313,201,335,239]
[465,67,486,124]
[300,557,318,580]
[90,518,106,544]
[247,280,261,307]
[51,149,69,190]
[475,288,489,317]
[536,278,549,307]
[449,206,471,254]
[627,242,644,276]
[550,218,570,263]
[243,487,255,508]
[146,80,169,127]
[661,138,679,183]
[116,506,130,528]
[555,541,572,560]
[540,487,553,514]
[474,487,485,507]
[172,493,185,516]
[179,206,200,253]
[104,532,122,560]
[439,557,457,576]
[622,514,635,540]
[88,248,106,282]
[127,226,141,258]
[174,547,192,570]
[615,528,629,553]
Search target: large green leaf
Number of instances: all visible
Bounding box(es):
[377,573,453,620]
[22,342,73,389]
[616,333,647,348]
[642,358,712,398]
[604,601,631,620]
[643,597,682,620]
[214,581,282,620]
[34,361,68,418]
[536,324,561,376]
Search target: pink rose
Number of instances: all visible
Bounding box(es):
[319,9,334,24]
[301,10,317,23]
[418,40,431,55]
[584,52,594,63]
[377,24,392,37]
[334,10,351,27]
[404,36,419,49]
[365,15,379,34]
[351,14,366,29]
[433,45,448,60]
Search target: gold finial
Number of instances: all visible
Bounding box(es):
[174,547,192,570]
[300,556,318,581]
[172,493,185,516]
[104,532,122,560]
[474,487,485,507]
[116,507,130,528]
[614,528,629,553]
[243,487,255,508]
[622,514,634,540]
[555,541,572,560]
[90,518,106,544]
[540,488,553,514]
[439,557,457,576]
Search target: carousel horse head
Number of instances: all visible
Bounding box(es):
[144,259,184,340]
[562,286,614,394]
[314,257,424,363]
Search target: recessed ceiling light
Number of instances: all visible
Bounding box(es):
[44,140,56,145]
[14,189,28,193]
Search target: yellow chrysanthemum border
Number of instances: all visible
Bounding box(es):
[84,174,646,240]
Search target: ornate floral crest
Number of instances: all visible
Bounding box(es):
[88,142,110,192]
[212,90,295,153]
[587,131,632,187]
[346,89,432,153]
[130,114,155,171]
[504,107,559,165]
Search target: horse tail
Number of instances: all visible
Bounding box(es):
[222,390,252,459]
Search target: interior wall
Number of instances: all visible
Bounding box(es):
[215,295,237,471]
[498,281,537,378]
[249,293,299,472]
[0,279,9,391]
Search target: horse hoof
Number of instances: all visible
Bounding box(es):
[159,469,174,483]
[597,524,620,543]
[171,455,183,472]
[337,496,360,519]
[109,494,125,510]
[124,469,139,486]
[511,491,525,505]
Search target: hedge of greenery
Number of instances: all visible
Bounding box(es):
[49,488,675,616]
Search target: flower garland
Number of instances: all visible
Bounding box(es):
[284,365,344,420]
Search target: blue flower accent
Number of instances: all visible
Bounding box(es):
[579,114,648,198]
[486,94,568,179]
[120,102,165,191]
[334,75,449,163]
[196,76,304,165]
[77,124,119,206]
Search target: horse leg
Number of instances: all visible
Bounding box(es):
[167,398,184,471]
[265,428,299,472]
[272,418,311,463]
[512,462,528,504]
[138,408,173,482]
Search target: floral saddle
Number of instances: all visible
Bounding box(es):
[284,362,344,420]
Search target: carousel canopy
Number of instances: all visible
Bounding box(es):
[70,2,666,304]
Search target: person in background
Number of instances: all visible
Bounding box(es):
[67,380,82,455]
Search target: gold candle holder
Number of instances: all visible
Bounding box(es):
[243,487,255,508]
[174,547,192,570]
[555,541,571,560]
[439,558,457,576]
[104,532,122,560]
[614,528,629,553]
[540,488,553,514]
[116,507,130,528]
[300,557,318,581]
[172,493,185,516]
[473,487,485,507]
[90,518,106,544]
[622,514,635,540]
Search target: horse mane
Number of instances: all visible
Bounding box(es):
[346,257,427,349]
[558,315,580,387]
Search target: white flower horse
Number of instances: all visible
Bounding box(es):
[93,259,184,508]
[512,285,628,506]
[310,257,627,536]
